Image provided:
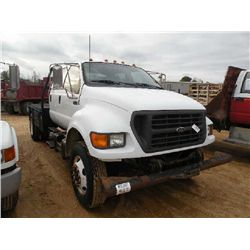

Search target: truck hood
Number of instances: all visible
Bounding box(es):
[85,86,205,112]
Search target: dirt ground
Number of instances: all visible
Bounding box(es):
[1,113,250,218]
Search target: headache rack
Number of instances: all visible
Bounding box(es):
[131,110,207,153]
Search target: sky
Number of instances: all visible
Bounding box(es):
[1,32,249,83]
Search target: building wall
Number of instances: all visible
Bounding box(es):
[161,81,195,95]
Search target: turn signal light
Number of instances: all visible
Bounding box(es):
[90,132,126,149]
[90,133,109,149]
[3,146,16,162]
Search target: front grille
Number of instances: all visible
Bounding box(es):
[131,110,206,153]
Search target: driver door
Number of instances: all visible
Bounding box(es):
[50,64,82,128]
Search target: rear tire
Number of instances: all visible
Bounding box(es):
[30,113,41,141]
[6,103,15,114]
[70,142,107,208]
[20,102,30,115]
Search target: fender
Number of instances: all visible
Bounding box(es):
[66,99,130,157]
[0,121,19,169]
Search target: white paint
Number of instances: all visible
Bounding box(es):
[233,70,250,98]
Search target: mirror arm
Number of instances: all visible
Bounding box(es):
[41,67,53,112]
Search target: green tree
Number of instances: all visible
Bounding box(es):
[180,76,192,82]
[1,70,9,81]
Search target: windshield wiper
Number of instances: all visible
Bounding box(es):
[90,80,136,87]
[90,80,120,84]
[90,80,163,89]
[133,83,163,89]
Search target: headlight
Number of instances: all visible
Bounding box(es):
[90,132,125,149]
[1,146,16,163]
[208,124,213,136]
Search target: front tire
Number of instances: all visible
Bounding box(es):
[70,142,107,208]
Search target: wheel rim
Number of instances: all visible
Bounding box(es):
[72,155,87,195]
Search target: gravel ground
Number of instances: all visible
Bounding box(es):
[1,113,250,218]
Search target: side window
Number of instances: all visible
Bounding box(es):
[63,67,71,92]
[63,65,81,95]
[242,72,250,93]
[69,66,81,94]
[52,66,63,89]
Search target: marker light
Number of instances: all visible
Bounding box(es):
[1,146,16,163]
[208,124,213,136]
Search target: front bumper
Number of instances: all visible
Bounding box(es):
[100,151,232,200]
[1,165,21,198]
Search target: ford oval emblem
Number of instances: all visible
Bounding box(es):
[176,127,185,133]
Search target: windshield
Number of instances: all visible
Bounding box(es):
[82,62,162,89]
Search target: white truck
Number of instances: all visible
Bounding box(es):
[1,121,21,212]
[28,61,232,208]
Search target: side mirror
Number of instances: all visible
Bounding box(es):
[52,66,63,88]
[9,65,20,89]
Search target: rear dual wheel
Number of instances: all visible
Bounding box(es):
[70,142,107,208]
[20,102,30,115]
[6,103,15,114]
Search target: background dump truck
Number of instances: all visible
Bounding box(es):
[207,66,250,146]
[29,61,232,208]
[0,62,48,115]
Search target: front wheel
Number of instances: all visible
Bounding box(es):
[70,142,107,208]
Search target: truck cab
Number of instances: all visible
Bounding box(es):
[29,60,231,208]
[230,70,250,126]
[48,62,217,159]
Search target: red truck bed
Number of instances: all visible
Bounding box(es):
[1,78,48,102]
[15,80,47,101]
